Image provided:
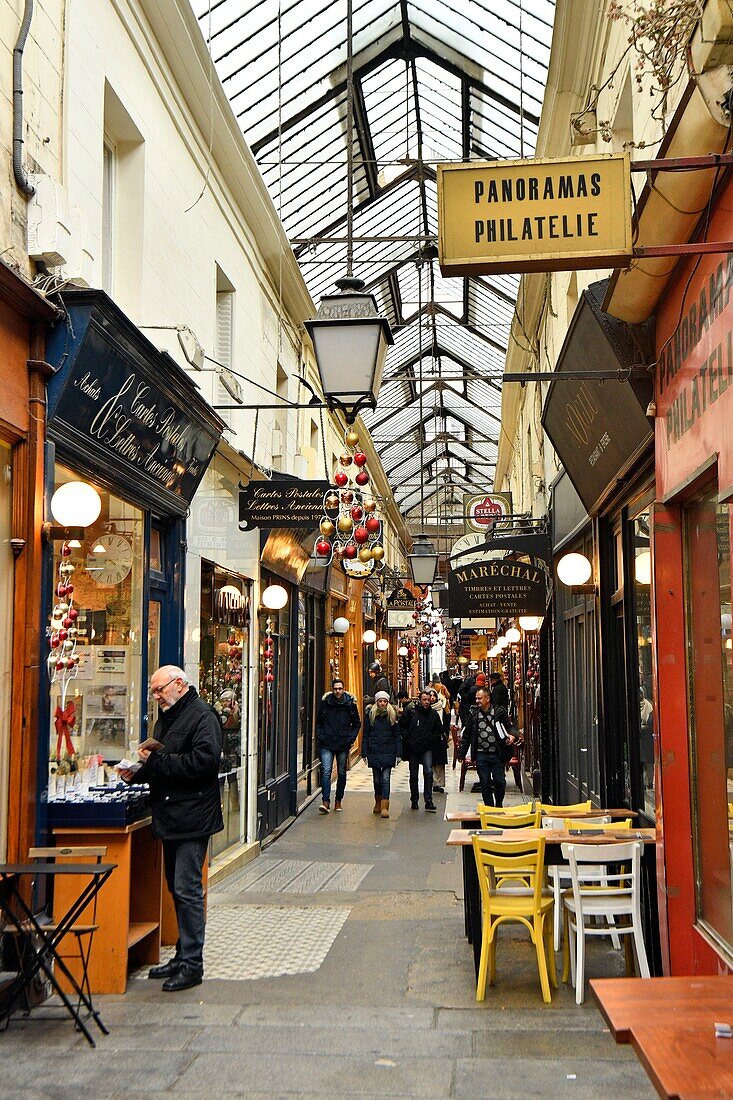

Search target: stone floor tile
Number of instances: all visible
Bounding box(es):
[452,1056,657,1099]
[188,1021,471,1058]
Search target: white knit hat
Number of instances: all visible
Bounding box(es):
[374,690,390,702]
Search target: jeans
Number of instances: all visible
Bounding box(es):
[409,750,433,804]
[371,765,392,800]
[162,836,209,972]
[320,747,348,803]
[476,753,506,807]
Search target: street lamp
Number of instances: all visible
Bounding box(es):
[376,638,389,652]
[261,584,289,610]
[362,628,377,644]
[304,279,393,424]
[409,533,439,588]
[332,616,351,635]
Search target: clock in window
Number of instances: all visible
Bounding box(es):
[85,534,133,585]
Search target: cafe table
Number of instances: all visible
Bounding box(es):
[0,862,115,1046]
[445,826,659,978]
[591,975,733,1098]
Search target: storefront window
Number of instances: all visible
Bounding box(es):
[0,444,13,861]
[684,487,733,952]
[49,468,144,763]
[199,562,250,857]
[630,509,654,818]
[258,585,291,787]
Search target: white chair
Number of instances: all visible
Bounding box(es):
[542,816,612,952]
[561,840,650,1005]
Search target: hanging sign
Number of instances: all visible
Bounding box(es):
[470,635,488,660]
[238,481,331,530]
[386,586,416,628]
[449,556,547,618]
[437,153,632,276]
[464,492,512,534]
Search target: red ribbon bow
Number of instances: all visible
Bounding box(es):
[54,701,76,760]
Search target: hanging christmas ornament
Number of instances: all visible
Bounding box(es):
[47,541,80,757]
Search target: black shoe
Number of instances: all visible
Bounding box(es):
[433,785,445,793]
[424,801,437,813]
[148,958,181,980]
[411,801,419,810]
[162,966,203,992]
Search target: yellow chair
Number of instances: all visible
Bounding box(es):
[477,802,534,816]
[563,818,632,833]
[472,834,557,1003]
[540,800,592,815]
[478,809,541,830]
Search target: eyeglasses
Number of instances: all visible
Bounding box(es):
[150,677,180,697]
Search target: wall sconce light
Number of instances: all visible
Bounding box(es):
[362,628,377,645]
[43,480,102,543]
[398,645,409,657]
[519,615,543,631]
[557,552,594,594]
[634,550,651,586]
[505,626,521,644]
[331,616,351,636]
[376,638,389,652]
[497,636,510,650]
[261,583,289,610]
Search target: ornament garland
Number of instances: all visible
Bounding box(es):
[47,541,81,758]
[315,427,385,573]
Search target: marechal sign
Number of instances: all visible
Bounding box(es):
[239,481,331,530]
[449,557,547,618]
[437,153,632,276]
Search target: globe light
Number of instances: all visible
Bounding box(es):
[497,636,510,649]
[634,550,651,586]
[50,481,102,528]
[332,616,351,635]
[519,615,543,631]
[362,629,377,644]
[261,583,289,610]
[557,552,592,587]
[505,626,521,644]
[398,645,409,657]
[376,638,389,652]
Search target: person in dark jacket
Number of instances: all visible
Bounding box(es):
[457,671,486,726]
[132,665,223,992]
[457,688,515,808]
[400,689,443,812]
[315,679,361,814]
[490,671,511,713]
[362,691,401,819]
[364,661,394,706]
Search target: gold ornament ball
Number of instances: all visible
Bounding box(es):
[371,543,385,561]
[358,546,373,563]
[337,514,353,533]
[319,518,336,537]
[339,453,353,467]
[345,429,359,448]
[363,499,377,514]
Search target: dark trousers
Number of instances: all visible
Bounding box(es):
[162,836,209,972]
[408,750,433,804]
[476,753,506,807]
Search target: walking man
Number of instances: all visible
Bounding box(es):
[489,671,511,713]
[400,689,443,812]
[315,679,361,813]
[457,687,515,808]
[364,661,394,706]
[133,665,223,991]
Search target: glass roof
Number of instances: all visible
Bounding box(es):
[193,0,556,529]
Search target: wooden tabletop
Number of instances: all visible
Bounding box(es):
[446,827,656,846]
[591,977,733,1099]
[445,808,638,822]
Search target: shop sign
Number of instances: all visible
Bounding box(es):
[655,234,733,498]
[542,284,652,515]
[449,556,547,618]
[437,154,632,276]
[239,481,331,530]
[46,291,223,515]
[464,492,512,534]
[470,636,488,660]
[386,586,417,628]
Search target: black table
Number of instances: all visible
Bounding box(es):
[0,862,115,1046]
[446,828,662,980]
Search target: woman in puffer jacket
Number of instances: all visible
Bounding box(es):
[362,690,401,819]
[429,687,450,792]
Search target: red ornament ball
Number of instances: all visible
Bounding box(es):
[343,543,358,559]
[56,659,65,670]
[51,636,60,649]
[334,471,348,488]
[355,470,370,486]
[265,672,274,683]
[316,539,332,557]
[68,608,78,621]
[365,515,380,534]
[353,452,367,467]
[350,505,363,521]
[341,490,354,504]
[62,616,73,629]
[61,544,72,558]
[353,526,369,545]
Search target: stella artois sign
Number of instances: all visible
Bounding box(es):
[464,492,512,535]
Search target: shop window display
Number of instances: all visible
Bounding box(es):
[684,487,733,953]
[631,510,654,818]
[198,562,250,856]
[48,468,144,775]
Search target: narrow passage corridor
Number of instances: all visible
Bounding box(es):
[2,764,655,1098]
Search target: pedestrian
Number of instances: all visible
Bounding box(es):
[129,665,223,992]
[489,670,511,712]
[396,689,411,714]
[428,686,449,792]
[362,690,401,819]
[364,661,394,706]
[315,679,360,814]
[400,688,443,812]
[457,687,515,808]
[458,670,486,726]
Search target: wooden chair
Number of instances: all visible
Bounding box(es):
[478,809,542,887]
[561,840,650,1004]
[539,800,592,815]
[542,816,612,952]
[472,834,557,1003]
[476,802,534,817]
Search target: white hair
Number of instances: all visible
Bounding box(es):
[155,664,189,685]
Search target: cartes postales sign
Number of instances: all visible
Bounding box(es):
[464,493,512,534]
[239,481,331,530]
[386,587,417,629]
[448,557,547,618]
[437,154,632,276]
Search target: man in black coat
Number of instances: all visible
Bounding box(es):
[133,665,223,992]
[364,661,394,706]
[457,687,515,808]
[399,689,443,812]
[490,671,511,713]
[315,679,361,814]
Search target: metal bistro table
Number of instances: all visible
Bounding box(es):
[0,862,116,1046]
[445,827,661,979]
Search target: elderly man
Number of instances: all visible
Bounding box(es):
[133,665,223,991]
[457,687,515,808]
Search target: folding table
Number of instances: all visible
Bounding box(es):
[0,862,115,1046]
